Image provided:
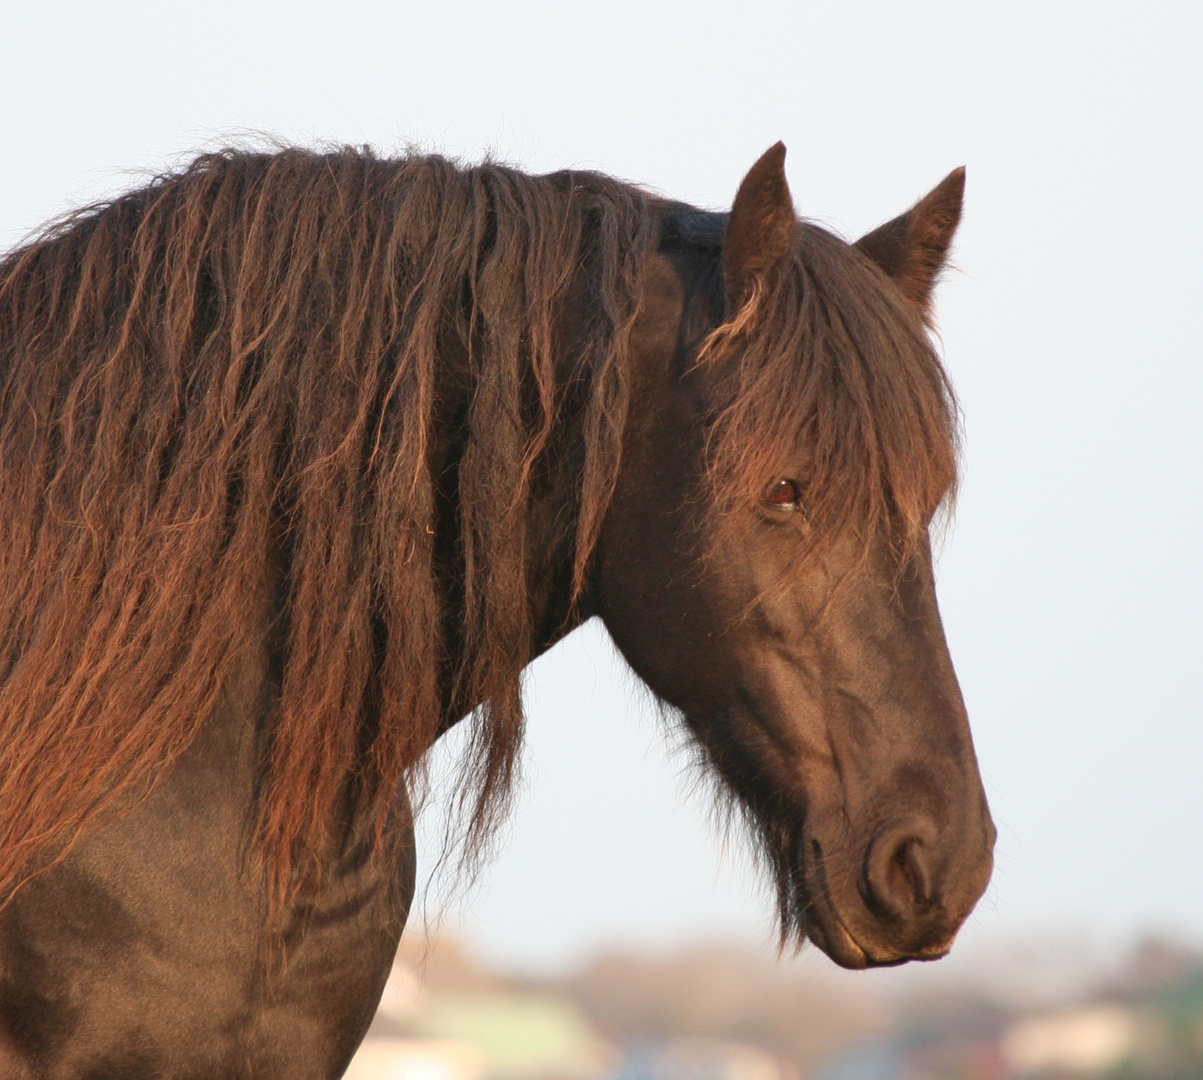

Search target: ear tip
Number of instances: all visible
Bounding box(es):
[753,142,787,171]
[741,142,791,196]
[925,167,966,217]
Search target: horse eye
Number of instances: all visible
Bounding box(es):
[764,478,801,508]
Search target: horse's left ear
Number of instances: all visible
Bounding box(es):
[724,142,796,316]
[854,167,965,322]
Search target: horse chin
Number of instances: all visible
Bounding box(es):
[797,871,873,969]
[806,916,956,969]
[801,910,871,970]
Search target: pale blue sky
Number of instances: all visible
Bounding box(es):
[3,0,1200,975]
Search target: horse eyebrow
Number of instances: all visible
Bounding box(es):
[658,207,729,252]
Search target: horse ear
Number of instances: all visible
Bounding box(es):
[854,167,965,321]
[724,142,795,315]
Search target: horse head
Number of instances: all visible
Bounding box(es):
[592,145,995,968]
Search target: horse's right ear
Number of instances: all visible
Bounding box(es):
[854,167,965,323]
[724,142,795,317]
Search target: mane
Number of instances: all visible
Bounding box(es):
[0,147,655,907]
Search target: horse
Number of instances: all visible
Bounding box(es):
[0,142,994,1078]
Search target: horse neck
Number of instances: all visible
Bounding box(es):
[429,226,704,718]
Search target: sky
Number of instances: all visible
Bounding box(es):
[2,0,1201,975]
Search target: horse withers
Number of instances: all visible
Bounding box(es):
[0,143,993,1076]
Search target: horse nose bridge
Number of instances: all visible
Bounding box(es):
[808,611,975,769]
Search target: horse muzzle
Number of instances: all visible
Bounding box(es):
[799,809,996,969]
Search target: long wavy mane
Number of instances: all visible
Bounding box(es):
[0,148,655,906]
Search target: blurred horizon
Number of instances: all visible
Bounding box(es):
[349,922,1203,1079]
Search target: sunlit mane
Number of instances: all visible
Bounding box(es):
[0,147,654,908]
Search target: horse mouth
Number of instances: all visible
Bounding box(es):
[801,839,872,968]
[801,839,951,969]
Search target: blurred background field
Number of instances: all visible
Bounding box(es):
[346,931,1203,1080]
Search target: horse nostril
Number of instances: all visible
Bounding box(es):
[896,838,934,906]
[862,826,938,923]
